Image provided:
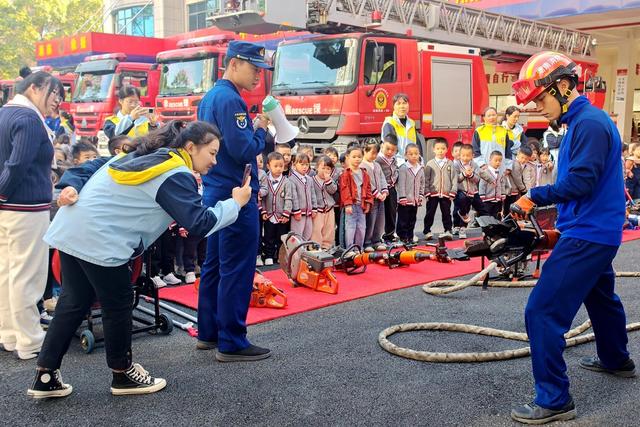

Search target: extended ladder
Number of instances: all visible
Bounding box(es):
[209,0,595,60]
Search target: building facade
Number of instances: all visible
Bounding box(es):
[102,0,221,38]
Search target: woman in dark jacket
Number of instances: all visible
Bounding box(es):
[0,71,64,360]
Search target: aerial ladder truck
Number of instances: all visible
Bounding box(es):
[206,0,603,156]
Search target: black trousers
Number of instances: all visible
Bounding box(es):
[423,196,453,233]
[150,229,176,276]
[382,186,398,241]
[183,234,202,273]
[396,205,418,241]
[455,191,488,225]
[263,221,289,260]
[37,252,133,371]
[486,201,503,219]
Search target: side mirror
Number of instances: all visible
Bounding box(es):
[373,46,385,73]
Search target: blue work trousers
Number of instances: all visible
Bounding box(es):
[526,237,630,409]
[198,194,259,352]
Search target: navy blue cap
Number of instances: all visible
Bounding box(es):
[226,40,273,70]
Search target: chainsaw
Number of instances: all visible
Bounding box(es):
[279,232,339,294]
[249,270,287,309]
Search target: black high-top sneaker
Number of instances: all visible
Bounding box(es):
[27,369,73,399]
[111,363,166,395]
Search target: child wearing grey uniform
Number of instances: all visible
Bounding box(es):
[311,156,338,249]
[423,140,457,239]
[362,143,389,251]
[290,153,317,240]
[396,158,426,243]
[259,169,293,264]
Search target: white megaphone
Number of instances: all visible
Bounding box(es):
[262,95,299,144]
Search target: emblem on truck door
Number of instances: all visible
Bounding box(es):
[297,116,310,134]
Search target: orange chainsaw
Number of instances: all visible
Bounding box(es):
[279,232,338,294]
[194,270,287,309]
[250,270,287,309]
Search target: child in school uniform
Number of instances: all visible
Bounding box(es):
[375,133,399,243]
[290,153,317,240]
[323,147,342,246]
[451,141,464,235]
[537,148,555,186]
[362,142,389,251]
[339,146,373,250]
[453,144,489,239]
[423,139,456,240]
[396,143,426,244]
[479,151,508,218]
[256,154,267,266]
[504,145,536,217]
[311,156,338,249]
[259,152,293,266]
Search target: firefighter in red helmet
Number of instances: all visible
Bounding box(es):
[510,51,635,424]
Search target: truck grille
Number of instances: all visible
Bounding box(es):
[285,115,340,140]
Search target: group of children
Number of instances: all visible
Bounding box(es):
[256,133,558,265]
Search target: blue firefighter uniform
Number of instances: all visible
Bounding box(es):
[196,41,269,352]
[526,96,629,409]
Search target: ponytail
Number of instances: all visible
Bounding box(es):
[134,120,221,155]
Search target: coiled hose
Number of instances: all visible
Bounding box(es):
[378,263,640,362]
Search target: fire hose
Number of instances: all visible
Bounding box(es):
[378,262,640,362]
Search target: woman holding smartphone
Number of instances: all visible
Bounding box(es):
[27,121,252,399]
[103,85,158,139]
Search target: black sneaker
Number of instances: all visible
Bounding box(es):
[215,344,271,362]
[511,400,576,425]
[579,356,636,378]
[27,369,73,399]
[111,363,167,395]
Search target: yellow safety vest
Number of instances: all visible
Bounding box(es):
[370,60,395,85]
[105,114,150,138]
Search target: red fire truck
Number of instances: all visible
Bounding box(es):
[36,32,175,148]
[155,30,311,123]
[208,0,602,158]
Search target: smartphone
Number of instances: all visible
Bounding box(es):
[242,163,252,184]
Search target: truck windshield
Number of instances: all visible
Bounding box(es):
[72,72,114,102]
[272,38,357,91]
[159,57,216,96]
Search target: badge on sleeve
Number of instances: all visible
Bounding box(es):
[235,112,248,129]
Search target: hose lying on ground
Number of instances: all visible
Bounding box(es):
[378,263,640,362]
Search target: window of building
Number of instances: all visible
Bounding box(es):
[188,0,219,31]
[114,6,154,37]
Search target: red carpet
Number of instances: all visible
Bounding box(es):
[158,229,640,325]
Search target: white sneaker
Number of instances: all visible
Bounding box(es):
[162,273,181,286]
[364,246,375,253]
[375,243,387,251]
[1,342,16,352]
[40,311,53,328]
[452,227,460,236]
[424,232,433,240]
[440,231,453,240]
[185,272,196,284]
[256,256,264,266]
[111,363,166,396]
[343,251,356,258]
[151,276,167,289]
[264,258,274,266]
[43,297,58,312]
[17,350,40,360]
[458,228,467,239]
[412,235,419,243]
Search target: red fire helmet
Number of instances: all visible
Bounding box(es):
[512,51,577,106]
